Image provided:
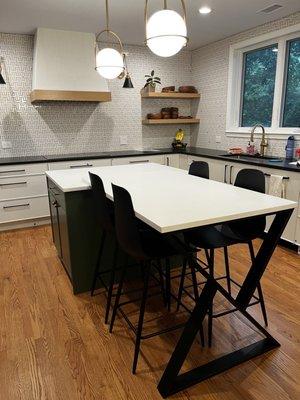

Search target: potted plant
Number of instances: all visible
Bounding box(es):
[143,70,161,92]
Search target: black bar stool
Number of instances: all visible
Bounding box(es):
[89,172,118,324]
[179,168,268,346]
[109,183,201,374]
[189,160,209,179]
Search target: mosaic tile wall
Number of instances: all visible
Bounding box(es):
[191,12,300,157]
[0,33,193,157]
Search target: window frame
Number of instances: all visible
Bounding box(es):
[226,23,300,139]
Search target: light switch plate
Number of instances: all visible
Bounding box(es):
[120,135,128,145]
[215,135,221,143]
[1,140,12,149]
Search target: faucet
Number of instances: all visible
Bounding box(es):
[250,124,268,156]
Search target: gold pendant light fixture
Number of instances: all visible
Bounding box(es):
[95,0,125,80]
[145,0,188,57]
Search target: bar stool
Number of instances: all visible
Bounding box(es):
[89,172,119,324]
[189,160,209,179]
[179,168,268,346]
[109,183,200,374]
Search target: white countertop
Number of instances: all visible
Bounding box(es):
[46,164,297,233]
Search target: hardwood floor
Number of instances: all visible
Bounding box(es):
[0,225,299,400]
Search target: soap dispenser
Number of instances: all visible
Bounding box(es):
[285,136,295,159]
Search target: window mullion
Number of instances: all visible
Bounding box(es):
[271,38,286,129]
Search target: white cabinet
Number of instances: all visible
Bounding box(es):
[48,158,111,170]
[0,162,49,230]
[227,161,300,244]
[187,155,225,182]
[165,154,180,168]
[111,155,165,166]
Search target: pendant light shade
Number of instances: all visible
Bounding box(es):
[95,0,125,80]
[123,73,134,88]
[145,0,188,57]
[0,58,6,84]
[96,48,124,79]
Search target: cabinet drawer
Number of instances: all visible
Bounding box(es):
[111,155,165,165]
[48,159,111,170]
[0,175,47,200]
[0,163,48,177]
[0,196,49,223]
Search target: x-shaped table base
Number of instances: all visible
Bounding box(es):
[158,209,293,398]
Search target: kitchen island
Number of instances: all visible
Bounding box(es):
[46,162,296,396]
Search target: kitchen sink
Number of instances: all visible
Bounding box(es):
[220,153,283,162]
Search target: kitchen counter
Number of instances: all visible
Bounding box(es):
[0,147,299,172]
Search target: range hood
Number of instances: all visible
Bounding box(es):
[30,28,111,103]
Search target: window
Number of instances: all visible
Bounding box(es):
[227,24,300,137]
[282,38,300,127]
[241,45,278,127]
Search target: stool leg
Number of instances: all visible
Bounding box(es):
[208,248,214,347]
[248,241,268,326]
[223,247,232,295]
[166,258,171,312]
[176,258,187,312]
[91,231,106,296]
[157,259,167,306]
[104,239,118,324]
[133,261,151,374]
[190,263,199,301]
[109,261,127,334]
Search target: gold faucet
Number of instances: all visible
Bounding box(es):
[250,124,268,156]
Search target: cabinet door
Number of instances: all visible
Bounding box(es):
[187,156,225,182]
[295,192,300,248]
[49,192,62,258]
[57,203,72,278]
[165,154,180,168]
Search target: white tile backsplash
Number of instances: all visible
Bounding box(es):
[0,34,192,157]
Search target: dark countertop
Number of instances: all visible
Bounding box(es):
[0,147,299,173]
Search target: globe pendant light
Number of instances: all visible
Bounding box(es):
[95,0,125,79]
[145,0,188,57]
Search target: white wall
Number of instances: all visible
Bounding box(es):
[0,33,192,157]
[191,12,300,157]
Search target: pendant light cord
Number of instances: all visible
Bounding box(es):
[164,0,167,9]
[105,0,109,36]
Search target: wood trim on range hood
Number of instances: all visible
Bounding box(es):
[30,90,111,103]
[31,28,111,103]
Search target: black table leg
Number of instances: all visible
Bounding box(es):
[157,209,293,398]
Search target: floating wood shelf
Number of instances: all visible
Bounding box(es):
[30,90,112,103]
[141,92,200,99]
[142,118,200,125]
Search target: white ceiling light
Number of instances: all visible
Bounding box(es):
[199,6,212,15]
[95,0,125,79]
[145,0,188,58]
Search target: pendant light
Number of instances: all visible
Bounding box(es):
[145,0,188,57]
[122,54,134,88]
[0,57,6,84]
[95,0,125,79]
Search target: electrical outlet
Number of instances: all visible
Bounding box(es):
[215,135,221,143]
[1,140,12,149]
[120,135,128,145]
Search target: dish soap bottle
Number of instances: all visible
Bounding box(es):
[285,136,295,159]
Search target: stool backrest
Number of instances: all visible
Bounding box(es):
[112,183,145,260]
[230,168,266,237]
[89,172,113,232]
[189,161,209,179]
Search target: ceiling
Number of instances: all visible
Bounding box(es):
[1,0,299,49]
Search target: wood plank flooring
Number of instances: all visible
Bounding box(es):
[0,225,299,400]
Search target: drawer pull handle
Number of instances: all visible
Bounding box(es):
[3,203,30,210]
[69,163,93,169]
[129,160,150,164]
[0,181,27,187]
[51,200,60,208]
[0,169,26,174]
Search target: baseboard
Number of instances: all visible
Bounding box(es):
[0,217,51,232]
